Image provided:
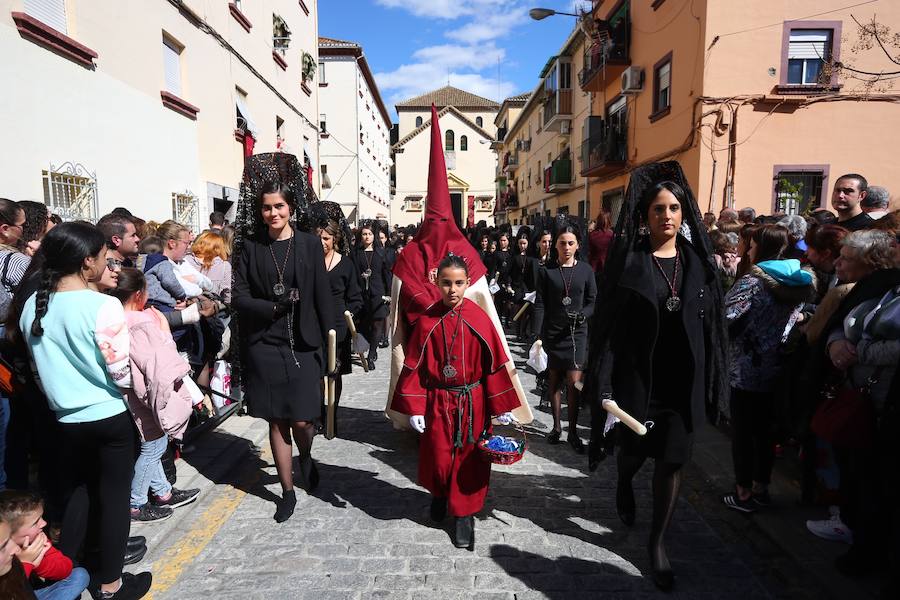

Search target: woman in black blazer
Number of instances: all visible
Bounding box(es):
[351,222,390,370]
[232,181,334,523]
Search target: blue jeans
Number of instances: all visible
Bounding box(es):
[130,435,171,508]
[35,566,90,600]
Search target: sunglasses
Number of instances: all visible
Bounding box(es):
[106,258,123,271]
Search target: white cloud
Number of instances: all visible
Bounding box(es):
[375,0,520,20]
[373,0,554,108]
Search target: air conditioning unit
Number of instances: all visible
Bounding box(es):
[621,66,644,94]
[560,120,571,135]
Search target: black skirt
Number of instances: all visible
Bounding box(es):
[244,343,323,422]
[617,401,693,464]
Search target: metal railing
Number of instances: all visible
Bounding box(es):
[578,27,630,88]
[580,122,627,174]
[42,162,99,223]
[544,158,572,192]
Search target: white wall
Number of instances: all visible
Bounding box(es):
[0,24,201,222]
[319,52,391,223]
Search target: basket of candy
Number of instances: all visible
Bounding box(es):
[477,425,527,465]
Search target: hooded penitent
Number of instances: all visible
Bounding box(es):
[230,152,318,390]
[385,105,533,428]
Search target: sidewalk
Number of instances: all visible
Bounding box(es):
[689,423,882,599]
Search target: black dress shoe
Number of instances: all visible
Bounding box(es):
[126,536,146,553]
[122,543,147,566]
[567,434,585,454]
[378,339,389,348]
[300,456,319,493]
[616,479,636,527]
[429,497,447,522]
[453,516,475,550]
[367,358,376,371]
[651,565,674,592]
[274,490,296,523]
[547,429,561,445]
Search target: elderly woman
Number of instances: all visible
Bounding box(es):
[810,230,900,578]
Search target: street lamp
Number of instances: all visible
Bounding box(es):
[529,8,580,20]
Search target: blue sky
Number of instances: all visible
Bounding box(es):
[318,0,588,115]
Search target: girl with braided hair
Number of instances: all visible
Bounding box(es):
[16,222,151,599]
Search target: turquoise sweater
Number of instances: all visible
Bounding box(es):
[21,290,131,423]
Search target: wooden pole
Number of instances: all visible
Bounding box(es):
[326,329,337,440]
[344,310,368,372]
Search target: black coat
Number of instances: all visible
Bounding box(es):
[232,231,334,351]
[590,240,717,435]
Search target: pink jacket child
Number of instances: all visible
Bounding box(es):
[124,309,193,441]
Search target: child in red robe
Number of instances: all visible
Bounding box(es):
[391,254,520,550]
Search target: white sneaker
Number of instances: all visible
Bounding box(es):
[806,509,853,544]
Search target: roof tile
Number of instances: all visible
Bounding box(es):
[395,85,499,110]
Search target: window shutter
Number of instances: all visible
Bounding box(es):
[163,39,182,96]
[789,30,830,60]
[658,62,671,89]
[24,0,67,34]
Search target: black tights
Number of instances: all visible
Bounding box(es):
[269,419,315,493]
[617,454,682,572]
[547,368,582,436]
[363,318,385,361]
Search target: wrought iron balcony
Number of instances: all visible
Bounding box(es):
[578,21,630,91]
[504,151,520,174]
[580,122,627,177]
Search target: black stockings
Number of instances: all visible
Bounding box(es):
[547,368,583,436]
[617,454,682,574]
[269,419,315,492]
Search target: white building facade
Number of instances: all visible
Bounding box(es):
[0,0,320,230]
[318,37,392,224]
[391,87,499,228]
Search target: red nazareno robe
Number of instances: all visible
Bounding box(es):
[392,299,520,517]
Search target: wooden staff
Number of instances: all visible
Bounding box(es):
[512,302,531,322]
[602,399,648,436]
[326,329,337,440]
[344,310,368,372]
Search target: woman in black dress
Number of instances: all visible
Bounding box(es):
[493,232,513,325]
[510,230,535,341]
[232,181,334,523]
[585,162,727,591]
[534,220,597,452]
[377,229,395,348]
[352,222,390,370]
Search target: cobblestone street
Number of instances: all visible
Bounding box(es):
[124,336,832,600]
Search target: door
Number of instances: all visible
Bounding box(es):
[450,192,463,229]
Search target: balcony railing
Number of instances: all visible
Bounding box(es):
[578,26,630,91]
[542,89,573,130]
[504,151,520,173]
[580,122,627,177]
[544,158,573,193]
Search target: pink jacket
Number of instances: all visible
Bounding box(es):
[124,310,193,441]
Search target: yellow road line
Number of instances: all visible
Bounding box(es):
[146,444,271,599]
[145,486,246,599]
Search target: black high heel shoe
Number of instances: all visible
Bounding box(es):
[616,479,636,527]
[547,429,561,445]
[274,490,296,523]
[299,456,319,493]
[567,434,585,454]
[649,546,675,592]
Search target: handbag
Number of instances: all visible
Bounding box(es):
[810,376,877,449]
